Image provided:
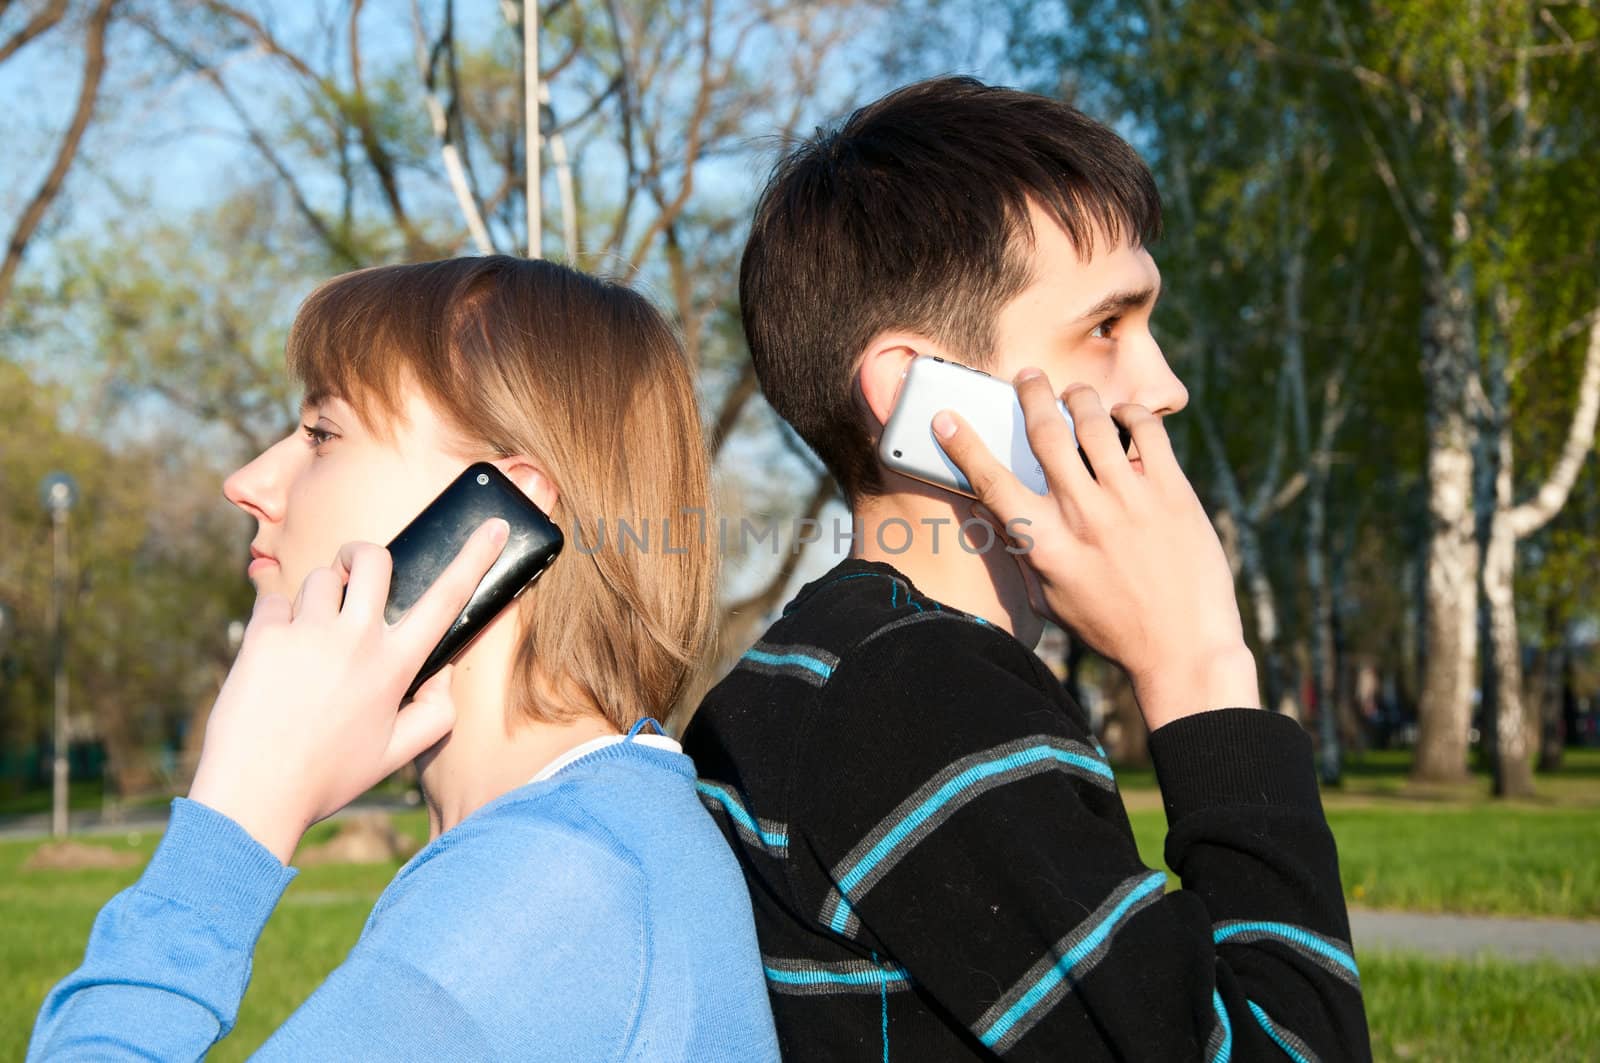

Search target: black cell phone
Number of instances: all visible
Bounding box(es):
[384,462,564,699]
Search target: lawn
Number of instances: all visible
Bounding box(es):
[2,750,1597,1059]
[1120,746,1600,918]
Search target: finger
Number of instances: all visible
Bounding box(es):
[1112,403,1177,479]
[1014,369,1094,498]
[379,666,457,775]
[393,518,510,663]
[333,542,392,625]
[1061,384,1134,490]
[967,502,1016,552]
[293,566,346,623]
[931,410,1038,523]
[250,592,293,630]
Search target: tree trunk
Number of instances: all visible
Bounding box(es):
[1536,636,1567,772]
[1309,476,1339,781]
[1485,436,1535,796]
[1413,278,1480,784]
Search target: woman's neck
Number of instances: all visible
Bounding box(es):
[414,609,620,838]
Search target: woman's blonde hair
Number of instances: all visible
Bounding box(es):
[286,255,715,731]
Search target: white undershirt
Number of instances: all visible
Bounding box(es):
[528,732,682,784]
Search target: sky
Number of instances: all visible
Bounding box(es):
[1,0,1023,612]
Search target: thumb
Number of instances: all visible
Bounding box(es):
[381,665,457,774]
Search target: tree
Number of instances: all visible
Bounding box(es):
[0,0,117,312]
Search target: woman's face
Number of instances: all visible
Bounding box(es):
[224,387,471,599]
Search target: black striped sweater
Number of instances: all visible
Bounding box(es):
[683,558,1371,1061]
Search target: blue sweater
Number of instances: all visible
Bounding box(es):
[29,740,780,1061]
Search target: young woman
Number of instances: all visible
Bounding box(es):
[28,256,780,1061]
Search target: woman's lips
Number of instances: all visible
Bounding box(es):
[247,556,278,577]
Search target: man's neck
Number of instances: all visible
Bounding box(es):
[850,480,1044,648]
[415,611,620,839]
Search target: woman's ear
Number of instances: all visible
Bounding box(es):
[856,336,927,428]
[496,458,558,516]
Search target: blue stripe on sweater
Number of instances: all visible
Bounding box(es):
[827,744,1115,933]
[740,649,834,681]
[695,782,789,852]
[976,871,1167,1047]
[1213,921,1359,981]
[1247,1001,1316,1063]
[1209,990,1233,1062]
[763,963,910,990]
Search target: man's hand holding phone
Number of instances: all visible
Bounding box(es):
[188,519,509,863]
[932,368,1260,731]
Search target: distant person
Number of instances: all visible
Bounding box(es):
[30,256,779,1061]
[685,77,1372,1059]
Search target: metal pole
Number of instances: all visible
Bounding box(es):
[524,0,541,258]
[50,508,69,839]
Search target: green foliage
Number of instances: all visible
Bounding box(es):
[0,358,253,795]
[997,0,1600,705]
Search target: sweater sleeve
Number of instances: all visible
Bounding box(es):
[789,621,1371,1061]
[30,799,651,1063]
[250,809,650,1062]
[27,798,298,1063]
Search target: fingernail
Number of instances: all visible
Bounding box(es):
[486,518,510,543]
[932,411,957,439]
[1016,367,1043,383]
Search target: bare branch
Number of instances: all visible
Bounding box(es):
[412,0,495,254]
[197,0,320,84]
[721,473,837,620]
[131,15,363,267]
[348,0,427,257]
[0,0,115,312]
[0,0,67,66]
[710,361,759,458]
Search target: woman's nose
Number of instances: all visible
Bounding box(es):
[223,434,295,523]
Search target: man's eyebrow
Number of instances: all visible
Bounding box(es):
[1068,286,1159,324]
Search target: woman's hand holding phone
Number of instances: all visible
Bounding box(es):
[932,368,1260,731]
[188,518,509,863]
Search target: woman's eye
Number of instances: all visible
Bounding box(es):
[302,424,335,449]
[1090,317,1120,340]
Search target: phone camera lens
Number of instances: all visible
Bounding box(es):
[892,449,903,458]
[476,473,489,485]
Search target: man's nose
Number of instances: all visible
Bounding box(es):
[1129,342,1189,418]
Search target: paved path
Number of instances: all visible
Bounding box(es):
[1351,908,1600,965]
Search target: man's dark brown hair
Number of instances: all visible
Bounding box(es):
[740,75,1162,500]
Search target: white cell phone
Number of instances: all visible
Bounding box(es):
[878,355,1128,498]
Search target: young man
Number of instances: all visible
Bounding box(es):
[684,77,1371,1060]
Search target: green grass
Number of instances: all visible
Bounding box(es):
[1114,745,1600,917]
[0,816,424,1062]
[3,756,1598,1058]
[1361,952,1600,1062]
[5,841,1596,1063]
[1124,805,1600,918]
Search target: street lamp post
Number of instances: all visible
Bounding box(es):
[40,472,78,840]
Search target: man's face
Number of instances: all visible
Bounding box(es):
[223,387,470,599]
[986,201,1188,473]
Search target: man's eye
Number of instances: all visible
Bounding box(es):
[1090,317,1120,340]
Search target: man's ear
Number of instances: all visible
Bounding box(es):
[856,336,928,428]
[494,457,559,516]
